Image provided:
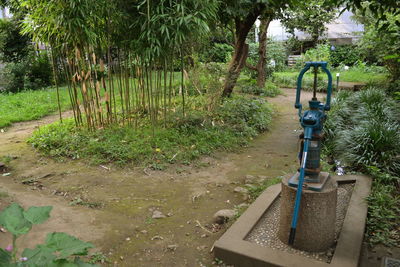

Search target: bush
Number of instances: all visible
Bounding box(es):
[0,51,53,93]
[324,88,400,174]
[199,43,233,63]
[0,18,30,62]
[238,79,282,97]
[216,96,272,136]
[329,45,361,67]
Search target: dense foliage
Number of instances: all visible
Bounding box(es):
[323,88,400,246]
[0,18,52,93]
[279,0,337,44]
[329,45,361,67]
[324,88,400,174]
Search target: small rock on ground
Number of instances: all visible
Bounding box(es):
[152,210,166,219]
[213,209,236,224]
[244,175,257,184]
[234,186,249,194]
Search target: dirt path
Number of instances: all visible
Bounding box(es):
[0,89,320,266]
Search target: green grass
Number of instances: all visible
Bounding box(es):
[246,177,282,201]
[0,87,71,128]
[272,69,388,90]
[28,96,273,167]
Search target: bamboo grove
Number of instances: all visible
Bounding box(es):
[20,0,218,130]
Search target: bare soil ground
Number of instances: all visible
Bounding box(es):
[0,89,397,266]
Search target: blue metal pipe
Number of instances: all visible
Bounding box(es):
[288,127,313,245]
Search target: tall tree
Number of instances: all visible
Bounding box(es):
[279,0,337,46]
[219,0,290,97]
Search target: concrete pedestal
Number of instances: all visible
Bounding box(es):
[278,174,337,252]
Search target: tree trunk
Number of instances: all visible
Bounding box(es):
[255,18,271,88]
[222,8,264,98]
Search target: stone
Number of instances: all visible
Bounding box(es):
[0,162,6,173]
[213,209,236,224]
[152,210,166,219]
[167,244,178,251]
[234,186,248,194]
[244,175,257,184]
[278,174,337,252]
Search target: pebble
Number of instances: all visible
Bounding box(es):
[167,244,178,251]
[140,230,148,234]
[151,235,164,240]
[234,186,248,194]
[244,175,257,183]
[213,209,236,224]
[152,210,166,219]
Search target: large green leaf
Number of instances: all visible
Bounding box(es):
[45,232,94,259]
[23,206,52,225]
[0,248,11,265]
[22,245,57,267]
[0,203,32,236]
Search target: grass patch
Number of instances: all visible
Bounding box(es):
[365,167,400,247]
[272,69,388,90]
[28,96,273,167]
[246,177,282,201]
[0,87,71,128]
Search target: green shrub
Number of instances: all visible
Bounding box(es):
[324,88,400,174]
[0,51,53,93]
[329,45,361,67]
[238,79,282,97]
[199,43,233,63]
[335,120,400,173]
[216,96,272,136]
[0,18,31,62]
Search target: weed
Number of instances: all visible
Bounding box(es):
[89,251,110,264]
[246,177,282,201]
[69,197,103,209]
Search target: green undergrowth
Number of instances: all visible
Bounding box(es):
[0,87,70,128]
[28,96,273,167]
[237,78,282,97]
[366,167,400,247]
[323,88,400,247]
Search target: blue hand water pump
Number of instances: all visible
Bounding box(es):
[288,61,333,245]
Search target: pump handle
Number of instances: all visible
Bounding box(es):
[294,61,332,112]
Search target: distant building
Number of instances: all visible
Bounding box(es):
[266,10,363,45]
